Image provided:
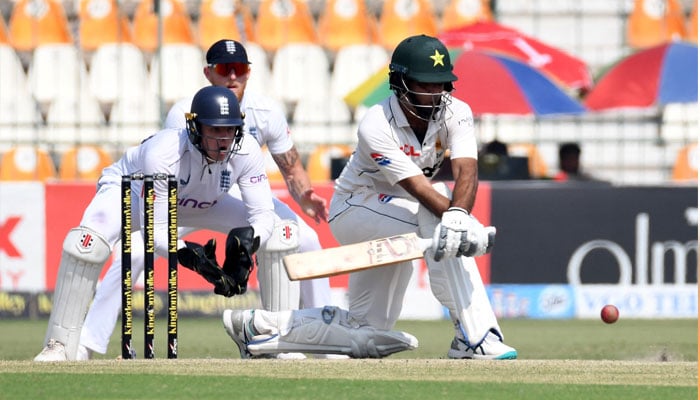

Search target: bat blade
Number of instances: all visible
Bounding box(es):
[283,233,433,280]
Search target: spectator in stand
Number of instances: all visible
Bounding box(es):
[553,142,596,181]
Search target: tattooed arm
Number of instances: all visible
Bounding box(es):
[271,146,329,223]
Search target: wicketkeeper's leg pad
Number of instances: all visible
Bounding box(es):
[246,306,418,358]
[257,219,300,312]
[42,227,111,360]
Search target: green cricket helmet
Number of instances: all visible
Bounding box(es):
[389,35,457,121]
[389,34,457,84]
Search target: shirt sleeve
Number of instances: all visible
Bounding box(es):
[445,100,478,160]
[164,97,192,130]
[233,137,276,245]
[357,110,424,186]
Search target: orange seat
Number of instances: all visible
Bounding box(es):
[686,0,698,43]
[0,12,9,44]
[508,143,550,179]
[627,0,686,49]
[0,146,57,181]
[377,0,438,50]
[58,145,114,181]
[8,0,73,52]
[317,0,379,52]
[78,0,133,53]
[306,144,354,183]
[440,0,493,31]
[132,0,195,54]
[671,142,698,181]
[254,0,318,53]
[197,0,256,50]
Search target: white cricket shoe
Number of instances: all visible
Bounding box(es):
[33,339,68,362]
[223,309,254,359]
[447,333,517,360]
[223,309,306,359]
[76,345,93,361]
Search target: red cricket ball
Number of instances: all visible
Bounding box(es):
[600,304,619,324]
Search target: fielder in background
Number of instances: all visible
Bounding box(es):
[221,35,517,359]
[35,86,276,361]
[164,39,334,313]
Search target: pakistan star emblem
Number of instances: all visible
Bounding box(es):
[430,49,445,67]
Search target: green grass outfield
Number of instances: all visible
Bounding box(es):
[0,318,696,399]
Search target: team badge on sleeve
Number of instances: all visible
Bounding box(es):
[371,153,391,166]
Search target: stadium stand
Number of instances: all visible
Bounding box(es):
[132,0,196,56]
[254,0,318,52]
[440,0,494,31]
[57,145,114,181]
[671,142,698,181]
[197,0,256,50]
[377,0,438,50]
[0,146,57,181]
[627,0,686,49]
[8,0,73,53]
[78,0,133,56]
[317,0,379,52]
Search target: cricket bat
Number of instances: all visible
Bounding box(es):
[283,233,433,281]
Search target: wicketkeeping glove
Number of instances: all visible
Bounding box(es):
[176,239,244,297]
[222,226,261,295]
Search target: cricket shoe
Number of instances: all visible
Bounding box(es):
[447,333,517,360]
[76,345,93,361]
[222,309,300,359]
[33,339,68,362]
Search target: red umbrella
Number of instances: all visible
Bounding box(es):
[584,42,698,111]
[438,21,592,92]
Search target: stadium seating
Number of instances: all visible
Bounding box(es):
[292,96,354,145]
[671,142,698,181]
[254,0,318,52]
[0,11,9,43]
[108,91,161,146]
[627,0,686,49]
[44,92,107,145]
[0,44,41,143]
[306,144,354,182]
[149,44,208,108]
[132,0,196,56]
[27,43,90,117]
[8,0,73,53]
[0,146,57,181]
[686,0,698,43]
[88,42,150,112]
[508,142,550,179]
[197,0,256,50]
[377,0,438,50]
[245,42,273,94]
[58,145,114,181]
[440,0,493,31]
[317,0,379,52]
[330,44,389,101]
[271,43,330,107]
[78,0,133,55]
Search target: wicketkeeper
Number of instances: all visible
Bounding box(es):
[34,86,277,361]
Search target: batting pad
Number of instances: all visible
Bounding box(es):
[257,220,300,312]
[44,227,111,360]
[247,307,418,358]
[425,255,501,348]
